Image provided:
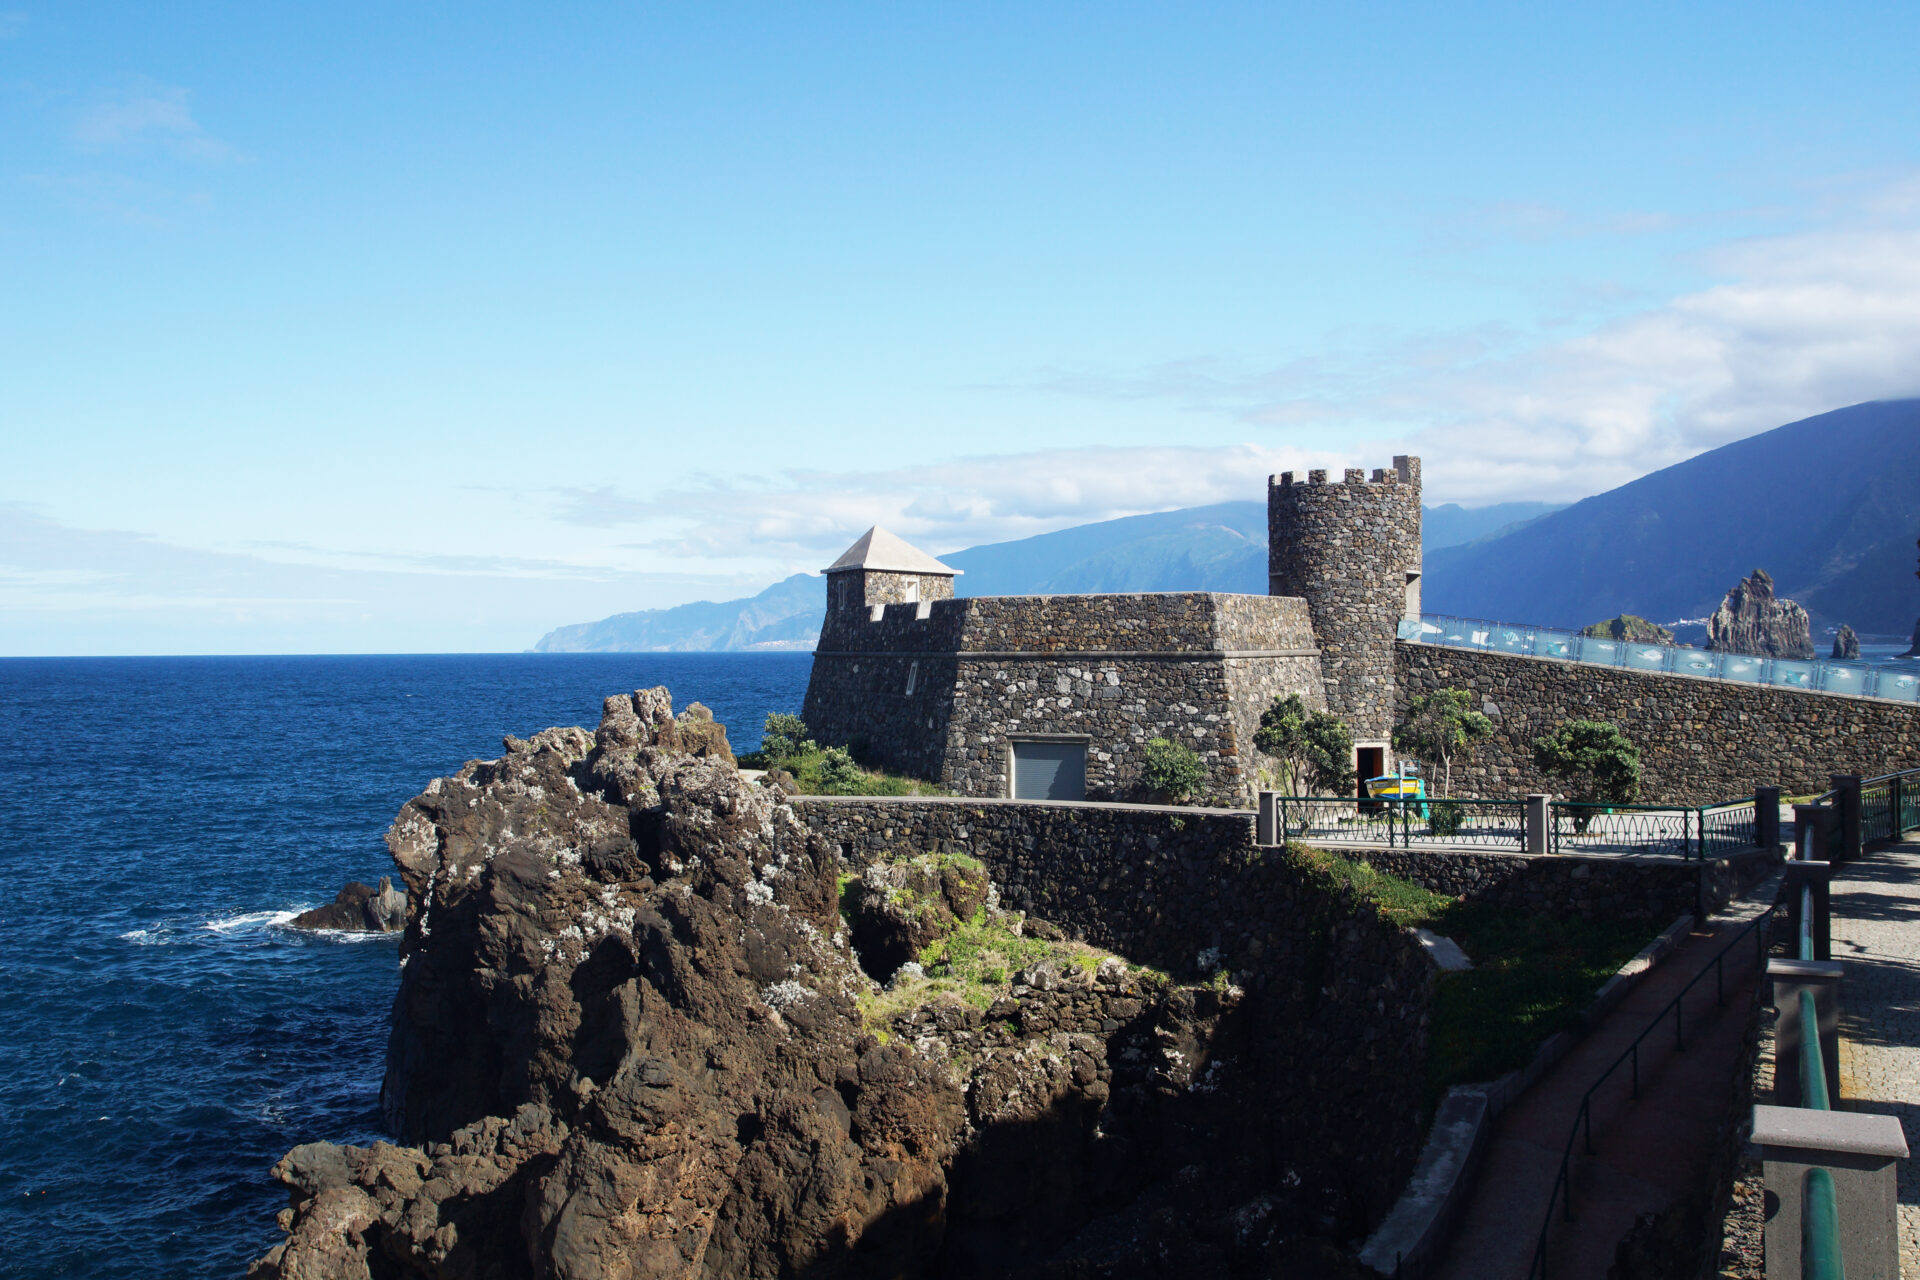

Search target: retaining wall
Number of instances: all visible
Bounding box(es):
[1397,642,1920,804]
[795,795,1431,1224]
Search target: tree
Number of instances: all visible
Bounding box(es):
[1531,720,1641,805]
[759,713,814,760]
[1392,688,1494,798]
[1254,694,1354,795]
[1142,737,1205,803]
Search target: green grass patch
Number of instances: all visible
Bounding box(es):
[1290,844,1657,1111]
[1286,844,1453,928]
[745,744,950,796]
[1422,905,1651,1103]
[853,914,1125,1034]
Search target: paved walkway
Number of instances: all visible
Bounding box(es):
[1432,892,1777,1280]
[1830,836,1920,1272]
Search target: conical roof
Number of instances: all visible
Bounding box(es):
[823,526,960,576]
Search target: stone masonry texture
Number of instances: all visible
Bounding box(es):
[1268,457,1422,743]
[803,593,1324,806]
[794,795,1435,1227]
[1396,642,1920,804]
[791,796,1736,1224]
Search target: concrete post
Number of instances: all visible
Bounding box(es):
[1767,958,1843,1108]
[1784,859,1834,962]
[1792,803,1832,864]
[1830,774,1863,861]
[1752,1104,1908,1280]
[1256,791,1277,846]
[1525,794,1549,856]
[1754,785,1781,852]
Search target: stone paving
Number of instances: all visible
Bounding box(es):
[1830,835,1920,1272]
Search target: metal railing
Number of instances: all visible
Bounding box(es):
[1526,903,1779,1278]
[1271,795,1526,850]
[1403,612,1920,704]
[1548,798,1755,861]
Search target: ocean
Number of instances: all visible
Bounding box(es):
[0,653,813,1279]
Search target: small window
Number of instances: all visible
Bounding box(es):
[903,577,920,604]
[905,660,918,694]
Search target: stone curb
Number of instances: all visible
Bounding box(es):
[1356,911,1695,1278]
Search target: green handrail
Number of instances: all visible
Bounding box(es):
[1802,1167,1845,1279]
[1799,989,1830,1111]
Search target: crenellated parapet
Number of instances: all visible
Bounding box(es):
[1268,456,1422,742]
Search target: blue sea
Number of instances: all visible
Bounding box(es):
[0,654,812,1279]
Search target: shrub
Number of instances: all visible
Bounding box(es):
[1427,801,1464,837]
[759,712,814,760]
[1392,688,1493,798]
[1142,737,1205,803]
[817,746,865,795]
[1532,720,1641,805]
[1254,694,1354,795]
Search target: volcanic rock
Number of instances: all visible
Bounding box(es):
[1705,569,1814,659]
[252,687,1381,1280]
[1581,614,1674,644]
[1831,625,1861,660]
[289,877,407,933]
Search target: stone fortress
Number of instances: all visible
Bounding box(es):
[804,455,1920,806]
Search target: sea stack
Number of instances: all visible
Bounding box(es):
[1705,569,1814,660]
[1831,625,1861,660]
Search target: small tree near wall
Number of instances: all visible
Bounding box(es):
[1532,720,1641,804]
[1392,688,1493,798]
[1142,737,1205,804]
[1255,694,1354,795]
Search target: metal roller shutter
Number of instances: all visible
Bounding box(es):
[1011,740,1086,801]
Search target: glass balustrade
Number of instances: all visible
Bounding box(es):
[1405,613,1920,703]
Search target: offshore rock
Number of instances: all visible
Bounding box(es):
[252,687,1371,1280]
[289,877,408,933]
[1902,616,1920,658]
[1581,614,1674,644]
[1831,625,1861,660]
[1705,569,1814,660]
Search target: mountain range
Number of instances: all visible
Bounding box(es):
[534,500,1561,652]
[1422,398,1920,636]
[535,399,1920,652]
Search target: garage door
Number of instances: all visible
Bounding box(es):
[1011,740,1086,801]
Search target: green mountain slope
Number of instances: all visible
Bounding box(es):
[1423,399,1920,634]
[532,499,1549,652]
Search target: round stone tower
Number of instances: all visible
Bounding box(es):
[1268,457,1422,748]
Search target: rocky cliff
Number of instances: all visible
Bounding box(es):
[1705,569,1814,660]
[251,690,1379,1279]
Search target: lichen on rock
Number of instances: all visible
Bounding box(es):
[253,686,1379,1280]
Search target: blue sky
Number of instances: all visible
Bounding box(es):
[6,2,1920,653]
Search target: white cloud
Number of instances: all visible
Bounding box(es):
[73,81,241,162]
[988,177,1920,505]
[558,441,1366,566]
[547,175,1920,565]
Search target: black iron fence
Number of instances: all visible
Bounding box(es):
[1548,798,1756,860]
[1271,795,1526,851]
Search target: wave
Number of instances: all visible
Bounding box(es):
[202,909,302,934]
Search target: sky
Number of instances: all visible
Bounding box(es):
[6,2,1920,654]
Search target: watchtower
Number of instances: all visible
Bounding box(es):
[1268,457,1422,754]
[821,526,960,625]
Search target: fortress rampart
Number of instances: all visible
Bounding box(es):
[803,592,1324,804]
[1398,642,1920,802]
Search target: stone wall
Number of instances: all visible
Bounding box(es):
[803,593,1325,806]
[794,795,1434,1223]
[1269,459,1422,742]
[1397,643,1920,804]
